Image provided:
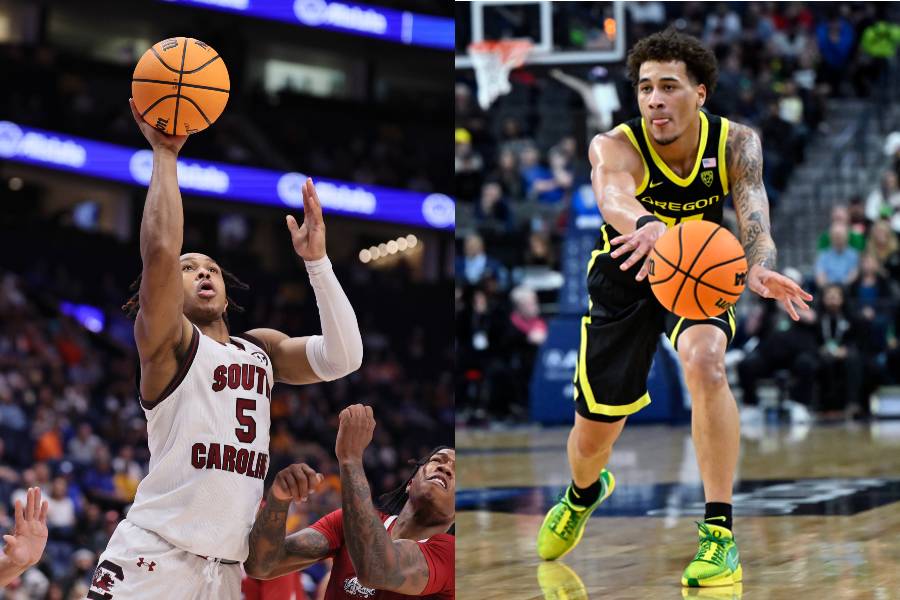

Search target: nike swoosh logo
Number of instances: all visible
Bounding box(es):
[706,516,727,522]
[649,181,663,188]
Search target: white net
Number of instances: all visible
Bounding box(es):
[468,40,533,110]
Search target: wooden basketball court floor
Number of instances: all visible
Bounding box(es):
[457,422,900,600]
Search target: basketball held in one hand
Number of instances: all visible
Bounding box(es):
[132,37,229,136]
[647,220,747,320]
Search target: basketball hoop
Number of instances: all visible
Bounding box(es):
[468,40,533,110]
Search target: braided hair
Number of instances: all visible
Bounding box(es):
[378,445,454,536]
[121,264,249,332]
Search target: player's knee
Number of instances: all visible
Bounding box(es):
[572,424,616,458]
[682,347,726,391]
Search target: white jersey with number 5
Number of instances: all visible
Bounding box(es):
[127,324,273,562]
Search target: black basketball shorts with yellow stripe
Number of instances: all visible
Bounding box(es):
[573,224,736,423]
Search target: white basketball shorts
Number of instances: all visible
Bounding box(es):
[88,519,241,600]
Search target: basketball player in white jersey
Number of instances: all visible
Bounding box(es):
[87,99,363,600]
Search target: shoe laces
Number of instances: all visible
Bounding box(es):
[549,494,579,539]
[693,522,728,565]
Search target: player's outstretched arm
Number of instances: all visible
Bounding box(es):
[0,487,49,587]
[590,132,667,281]
[245,464,328,579]
[245,178,363,385]
[725,122,813,319]
[128,98,191,361]
[336,405,431,595]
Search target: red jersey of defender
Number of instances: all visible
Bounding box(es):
[309,509,454,600]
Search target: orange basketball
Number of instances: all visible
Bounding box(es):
[647,220,747,320]
[132,37,229,136]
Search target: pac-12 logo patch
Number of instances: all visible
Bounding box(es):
[252,351,268,366]
[701,170,714,187]
[88,560,124,600]
[343,577,376,598]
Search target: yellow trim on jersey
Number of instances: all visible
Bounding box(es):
[719,118,730,196]
[641,111,709,188]
[615,123,650,195]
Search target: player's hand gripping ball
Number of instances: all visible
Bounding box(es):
[132,37,229,136]
[647,220,747,320]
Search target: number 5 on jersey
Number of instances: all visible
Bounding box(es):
[235,398,256,442]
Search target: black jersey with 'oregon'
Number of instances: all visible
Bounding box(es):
[590,110,730,290]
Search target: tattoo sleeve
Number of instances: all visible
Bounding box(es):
[340,460,429,594]
[725,123,776,271]
[245,493,330,578]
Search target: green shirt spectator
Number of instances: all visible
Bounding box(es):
[861,21,900,58]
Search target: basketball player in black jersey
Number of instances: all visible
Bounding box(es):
[536,29,812,588]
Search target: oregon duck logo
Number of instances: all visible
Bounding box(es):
[701,170,714,187]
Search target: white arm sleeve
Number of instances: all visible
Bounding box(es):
[303,255,364,381]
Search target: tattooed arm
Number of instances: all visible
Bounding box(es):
[244,464,330,579]
[726,122,812,319]
[337,404,431,595]
[341,459,431,594]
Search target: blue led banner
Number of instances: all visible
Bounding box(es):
[0,121,454,230]
[153,0,453,50]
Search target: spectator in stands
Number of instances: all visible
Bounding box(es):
[738,284,819,410]
[523,232,557,269]
[856,19,900,97]
[0,439,20,509]
[500,286,548,419]
[848,252,898,319]
[865,170,900,226]
[867,219,900,281]
[499,117,533,159]
[457,233,508,289]
[111,445,143,503]
[46,476,76,542]
[67,423,102,467]
[818,205,866,251]
[816,9,857,96]
[455,128,484,202]
[815,284,864,419]
[495,149,524,200]
[0,386,28,434]
[474,181,513,231]
[33,416,65,462]
[848,196,873,239]
[58,548,96,599]
[626,1,666,30]
[815,222,859,289]
[72,502,102,551]
[703,2,742,46]
[82,447,120,509]
[522,147,573,204]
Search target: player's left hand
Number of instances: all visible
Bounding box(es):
[3,487,48,567]
[749,265,813,321]
[335,404,375,463]
[286,178,326,262]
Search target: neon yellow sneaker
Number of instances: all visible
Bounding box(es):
[682,522,742,587]
[537,562,588,600]
[682,583,743,599]
[536,469,615,560]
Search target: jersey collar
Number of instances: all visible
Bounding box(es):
[641,111,709,188]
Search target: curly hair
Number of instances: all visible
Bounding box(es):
[121,263,249,332]
[378,445,454,535]
[626,27,718,95]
